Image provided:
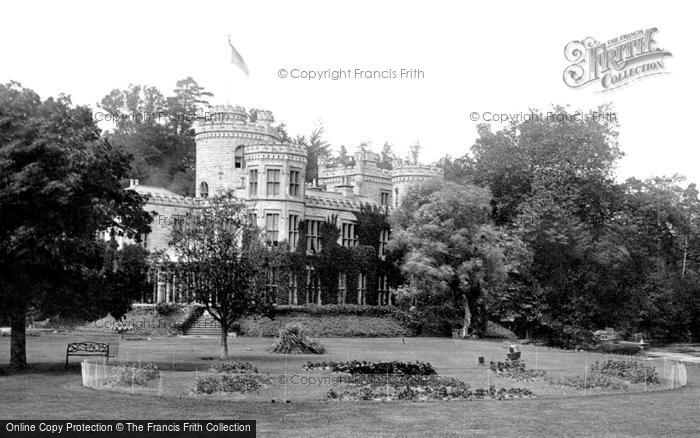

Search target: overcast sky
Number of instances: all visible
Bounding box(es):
[1,1,696,184]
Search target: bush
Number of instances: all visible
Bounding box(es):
[590,360,658,384]
[592,343,642,355]
[411,305,463,336]
[484,321,517,340]
[210,362,258,374]
[271,323,325,354]
[108,362,160,387]
[220,374,271,392]
[194,373,271,394]
[551,373,629,391]
[303,360,436,375]
[324,376,534,401]
[238,314,411,337]
[489,359,545,381]
[266,305,419,335]
[195,375,221,394]
[155,303,180,317]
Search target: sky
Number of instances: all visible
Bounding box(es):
[1,0,697,184]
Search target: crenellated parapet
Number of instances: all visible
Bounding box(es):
[194,104,280,142]
[245,142,308,165]
[390,164,444,182]
[390,164,444,207]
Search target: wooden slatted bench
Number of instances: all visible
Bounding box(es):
[65,342,115,367]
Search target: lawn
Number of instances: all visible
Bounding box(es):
[1,334,699,437]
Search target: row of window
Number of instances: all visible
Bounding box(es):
[260,214,389,254]
[249,169,302,198]
[266,268,389,305]
[200,168,302,199]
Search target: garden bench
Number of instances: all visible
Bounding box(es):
[65,342,117,367]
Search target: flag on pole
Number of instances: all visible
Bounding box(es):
[228,35,250,76]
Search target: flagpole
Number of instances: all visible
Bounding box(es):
[226,34,231,105]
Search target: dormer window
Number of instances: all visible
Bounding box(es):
[235,146,245,169]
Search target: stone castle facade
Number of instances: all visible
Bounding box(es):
[121,104,443,303]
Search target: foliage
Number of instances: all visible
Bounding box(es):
[302,360,436,375]
[155,302,180,317]
[98,77,213,196]
[389,180,526,336]
[0,82,152,368]
[324,377,534,401]
[590,360,658,384]
[271,323,325,354]
[161,191,273,358]
[489,359,546,381]
[194,373,272,394]
[550,374,629,391]
[295,125,331,182]
[108,361,160,387]
[210,362,259,374]
[484,321,518,340]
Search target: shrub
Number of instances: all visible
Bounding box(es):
[195,375,222,394]
[324,376,534,401]
[303,360,436,376]
[220,374,271,392]
[592,343,642,355]
[271,323,325,354]
[108,361,160,387]
[489,359,545,381]
[194,373,271,394]
[590,360,658,384]
[411,305,463,337]
[155,302,180,317]
[484,321,517,340]
[238,315,411,337]
[271,305,419,334]
[551,373,629,391]
[210,362,258,374]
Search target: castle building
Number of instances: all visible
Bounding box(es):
[123,104,443,304]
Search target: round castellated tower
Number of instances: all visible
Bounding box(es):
[390,164,444,208]
[194,105,280,198]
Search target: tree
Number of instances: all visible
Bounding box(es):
[389,180,517,336]
[297,125,331,183]
[378,142,395,170]
[0,82,152,369]
[166,77,213,135]
[163,192,271,359]
[407,141,421,165]
[100,241,152,317]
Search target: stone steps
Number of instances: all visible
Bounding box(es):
[184,312,221,336]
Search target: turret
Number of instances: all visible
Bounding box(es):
[194,105,280,198]
[390,164,444,207]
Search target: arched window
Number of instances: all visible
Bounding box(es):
[200,181,209,198]
[235,146,245,169]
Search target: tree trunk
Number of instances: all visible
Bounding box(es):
[219,323,229,360]
[10,304,27,370]
[461,297,471,339]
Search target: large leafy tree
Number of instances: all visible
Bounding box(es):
[389,180,525,336]
[162,192,271,359]
[0,82,152,369]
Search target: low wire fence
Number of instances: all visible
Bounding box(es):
[80,351,688,402]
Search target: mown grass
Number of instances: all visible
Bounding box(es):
[1,335,698,437]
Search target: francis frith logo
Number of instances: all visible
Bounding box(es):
[563,28,672,92]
